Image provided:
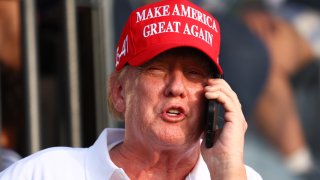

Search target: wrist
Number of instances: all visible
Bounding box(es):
[211,164,246,180]
[207,156,246,180]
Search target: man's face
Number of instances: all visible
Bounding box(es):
[120,49,211,149]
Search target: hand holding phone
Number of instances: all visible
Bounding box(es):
[205,74,223,148]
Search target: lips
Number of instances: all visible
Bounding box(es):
[161,105,187,122]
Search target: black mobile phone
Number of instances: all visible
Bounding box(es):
[205,73,223,148]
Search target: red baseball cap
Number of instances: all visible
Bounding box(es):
[115,0,222,74]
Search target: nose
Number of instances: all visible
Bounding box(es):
[164,69,187,98]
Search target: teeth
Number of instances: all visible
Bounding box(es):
[168,109,180,115]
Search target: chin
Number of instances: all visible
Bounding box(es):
[153,127,195,147]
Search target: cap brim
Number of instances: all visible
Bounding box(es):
[127,43,223,74]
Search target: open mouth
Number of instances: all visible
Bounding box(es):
[167,109,181,116]
[162,106,186,122]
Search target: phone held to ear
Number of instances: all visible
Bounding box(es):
[205,73,223,148]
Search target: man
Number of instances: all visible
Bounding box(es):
[0,0,261,179]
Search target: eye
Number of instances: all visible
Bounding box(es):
[189,69,202,75]
[186,68,207,78]
[143,64,167,76]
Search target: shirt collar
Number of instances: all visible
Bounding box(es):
[85,128,128,180]
[84,128,209,180]
[187,153,211,180]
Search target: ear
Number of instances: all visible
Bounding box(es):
[110,75,125,113]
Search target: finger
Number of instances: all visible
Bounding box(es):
[204,85,240,105]
[204,81,242,111]
[207,78,233,92]
[204,90,242,113]
[224,112,248,133]
[206,79,239,102]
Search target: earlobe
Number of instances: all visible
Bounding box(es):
[111,77,125,113]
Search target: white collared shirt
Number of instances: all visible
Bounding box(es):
[0,128,262,179]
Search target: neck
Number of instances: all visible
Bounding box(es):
[110,141,200,180]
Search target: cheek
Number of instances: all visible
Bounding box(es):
[188,87,207,122]
[124,78,163,120]
[137,79,161,102]
[188,85,206,107]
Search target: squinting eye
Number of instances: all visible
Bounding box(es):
[148,66,164,72]
[189,70,201,75]
[144,65,167,76]
[187,69,205,76]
